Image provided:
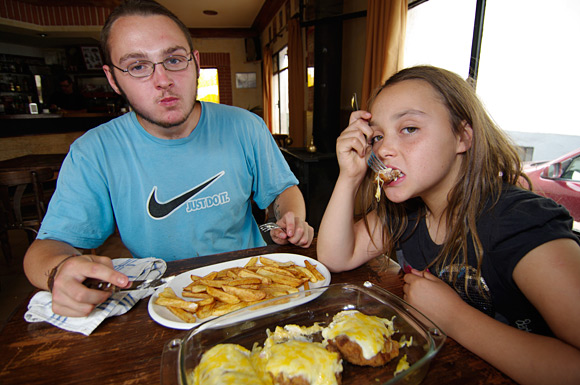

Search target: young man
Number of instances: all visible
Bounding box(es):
[23,0,313,317]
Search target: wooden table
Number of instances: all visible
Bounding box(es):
[0,241,515,384]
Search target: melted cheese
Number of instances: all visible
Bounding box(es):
[192,344,265,385]
[394,354,410,376]
[321,310,396,360]
[256,340,342,385]
[263,323,323,349]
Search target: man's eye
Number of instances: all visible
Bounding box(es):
[370,135,383,145]
[402,127,418,134]
[166,57,183,65]
[129,62,149,72]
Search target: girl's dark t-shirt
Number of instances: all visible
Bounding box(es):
[397,185,579,336]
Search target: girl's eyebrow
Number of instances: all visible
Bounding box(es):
[393,109,426,120]
[369,109,426,127]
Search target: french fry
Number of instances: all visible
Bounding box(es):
[256,268,304,287]
[245,256,258,267]
[259,256,281,266]
[238,268,272,284]
[203,271,218,280]
[236,284,261,290]
[266,283,300,293]
[167,306,197,323]
[206,286,240,304]
[158,287,179,298]
[183,283,207,293]
[294,265,318,282]
[155,296,199,312]
[196,302,215,319]
[305,260,325,281]
[222,285,266,302]
[199,279,234,288]
[261,287,290,298]
[211,302,247,316]
[181,292,215,306]
[261,265,296,278]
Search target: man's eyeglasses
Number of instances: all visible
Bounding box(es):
[110,54,193,78]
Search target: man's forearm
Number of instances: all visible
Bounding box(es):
[272,185,306,220]
[23,239,81,290]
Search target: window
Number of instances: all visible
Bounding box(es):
[404,0,580,163]
[272,46,289,135]
[404,0,476,80]
[197,68,219,103]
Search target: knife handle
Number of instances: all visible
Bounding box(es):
[83,278,119,292]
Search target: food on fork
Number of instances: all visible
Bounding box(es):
[322,310,399,367]
[377,167,402,183]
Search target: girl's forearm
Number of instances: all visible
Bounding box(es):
[317,175,361,272]
[446,303,580,385]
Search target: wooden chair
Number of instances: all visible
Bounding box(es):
[0,167,54,264]
[272,134,289,148]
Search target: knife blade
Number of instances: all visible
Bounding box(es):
[83,275,175,293]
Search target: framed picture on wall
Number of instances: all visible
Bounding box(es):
[235,72,257,89]
[81,46,104,70]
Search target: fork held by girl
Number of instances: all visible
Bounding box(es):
[317,65,580,384]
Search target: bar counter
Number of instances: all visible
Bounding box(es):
[0,112,119,138]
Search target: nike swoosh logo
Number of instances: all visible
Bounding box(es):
[147,171,225,220]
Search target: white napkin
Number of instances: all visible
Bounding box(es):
[24,257,167,336]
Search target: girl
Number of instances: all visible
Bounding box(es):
[317,66,580,384]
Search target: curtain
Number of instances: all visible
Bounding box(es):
[288,17,305,147]
[262,45,273,131]
[361,0,407,109]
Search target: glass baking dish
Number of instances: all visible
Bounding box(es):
[161,282,446,385]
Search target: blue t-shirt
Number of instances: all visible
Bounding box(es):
[38,102,298,261]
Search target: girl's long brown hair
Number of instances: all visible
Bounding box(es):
[361,66,528,290]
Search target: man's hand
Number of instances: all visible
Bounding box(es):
[50,255,130,317]
[270,211,314,248]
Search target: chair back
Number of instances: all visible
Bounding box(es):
[0,167,54,263]
[272,134,289,148]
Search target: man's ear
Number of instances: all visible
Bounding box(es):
[457,120,473,154]
[103,65,122,95]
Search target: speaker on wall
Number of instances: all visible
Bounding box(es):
[245,37,262,62]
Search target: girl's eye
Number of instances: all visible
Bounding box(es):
[402,126,418,134]
[370,135,383,145]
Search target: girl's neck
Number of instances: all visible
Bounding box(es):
[425,207,446,245]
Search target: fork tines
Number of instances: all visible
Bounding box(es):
[367,150,387,173]
[259,222,281,232]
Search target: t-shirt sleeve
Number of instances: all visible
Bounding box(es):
[245,116,298,210]
[37,142,116,249]
[485,189,578,274]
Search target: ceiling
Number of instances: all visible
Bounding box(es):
[0,0,272,48]
[158,0,266,29]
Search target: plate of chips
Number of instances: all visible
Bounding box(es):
[147,253,331,329]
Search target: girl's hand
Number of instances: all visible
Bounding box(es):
[403,269,467,332]
[336,110,373,182]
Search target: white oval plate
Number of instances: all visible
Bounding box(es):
[147,253,331,330]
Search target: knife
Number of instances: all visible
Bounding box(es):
[83,275,175,293]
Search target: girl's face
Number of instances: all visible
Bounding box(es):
[369,79,472,208]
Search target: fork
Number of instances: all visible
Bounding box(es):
[367,150,388,173]
[259,222,282,232]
